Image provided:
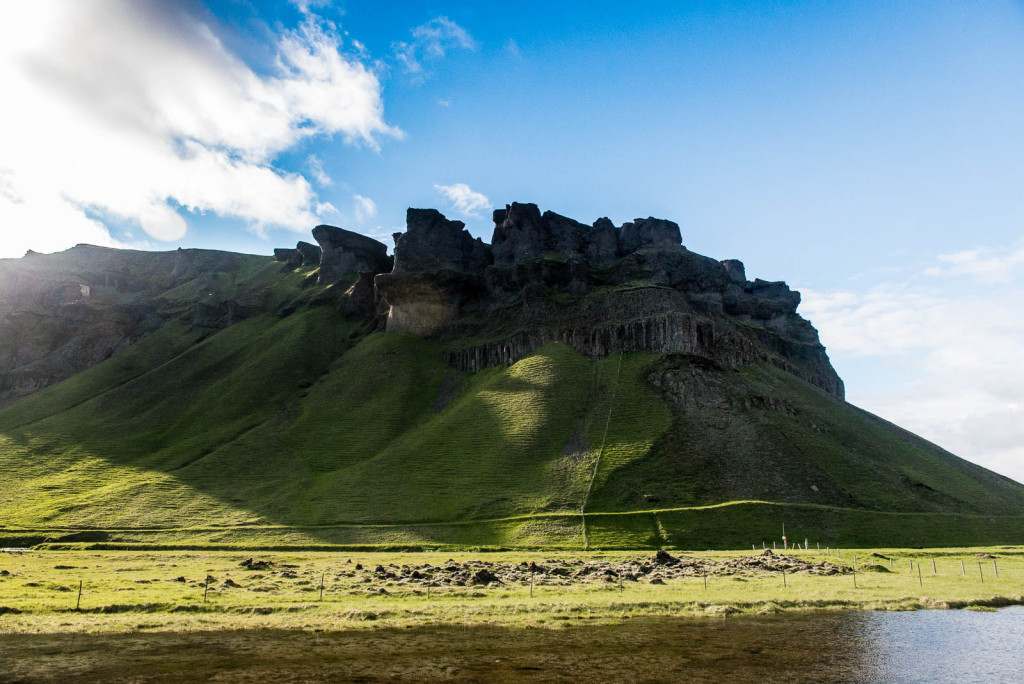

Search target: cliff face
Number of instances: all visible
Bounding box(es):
[2,200,842,408]
[365,202,842,398]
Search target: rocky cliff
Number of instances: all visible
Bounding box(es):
[290,202,843,398]
[1,200,842,408]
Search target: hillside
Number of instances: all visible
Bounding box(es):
[1,203,1023,550]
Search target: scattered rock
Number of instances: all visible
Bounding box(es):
[240,558,274,571]
[470,569,503,585]
[654,550,681,566]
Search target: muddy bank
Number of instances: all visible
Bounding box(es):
[0,615,873,682]
[5,607,1024,683]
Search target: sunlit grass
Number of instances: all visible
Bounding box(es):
[1,547,1021,634]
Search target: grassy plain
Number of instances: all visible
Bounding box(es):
[1,547,1021,635]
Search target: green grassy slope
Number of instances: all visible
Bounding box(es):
[587,359,1024,516]
[1,305,1023,549]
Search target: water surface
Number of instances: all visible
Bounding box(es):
[3,607,1022,682]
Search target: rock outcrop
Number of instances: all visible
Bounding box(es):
[296,241,321,267]
[374,209,492,335]
[391,209,491,274]
[311,225,390,285]
[273,247,300,267]
[5,202,840,408]
[274,241,322,269]
[341,202,843,398]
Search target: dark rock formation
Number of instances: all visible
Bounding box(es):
[336,272,380,319]
[491,202,546,265]
[491,203,594,266]
[374,209,492,335]
[392,209,491,274]
[369,202,843,399]
[375,269,487,336]
[721,259,746,284]
[275,241,322,270]
[274,248,300,267]
[170,247,193,279]
[296,241,321,267]
[588,217,619,263]
[618,217,682,254]
[311,225,390,285]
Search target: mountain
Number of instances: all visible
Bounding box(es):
[1,203,1022,550]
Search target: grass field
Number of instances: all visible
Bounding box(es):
[2,547,1021,635]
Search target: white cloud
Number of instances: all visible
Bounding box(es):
[506,38,521,57]
[353,194,377,223]
[393,16,476,75]
[923,241,1024,283]
[0,1,399,256]
[800,241,1024,484]
[289,0,331,13]
[306,155,332,187]
[434,183,490,218]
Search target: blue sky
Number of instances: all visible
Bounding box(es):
[1,1,1023,482]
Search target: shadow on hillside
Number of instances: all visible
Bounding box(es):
[0,326,605,547]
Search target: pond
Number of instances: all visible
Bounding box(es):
[3,607,1022,681]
